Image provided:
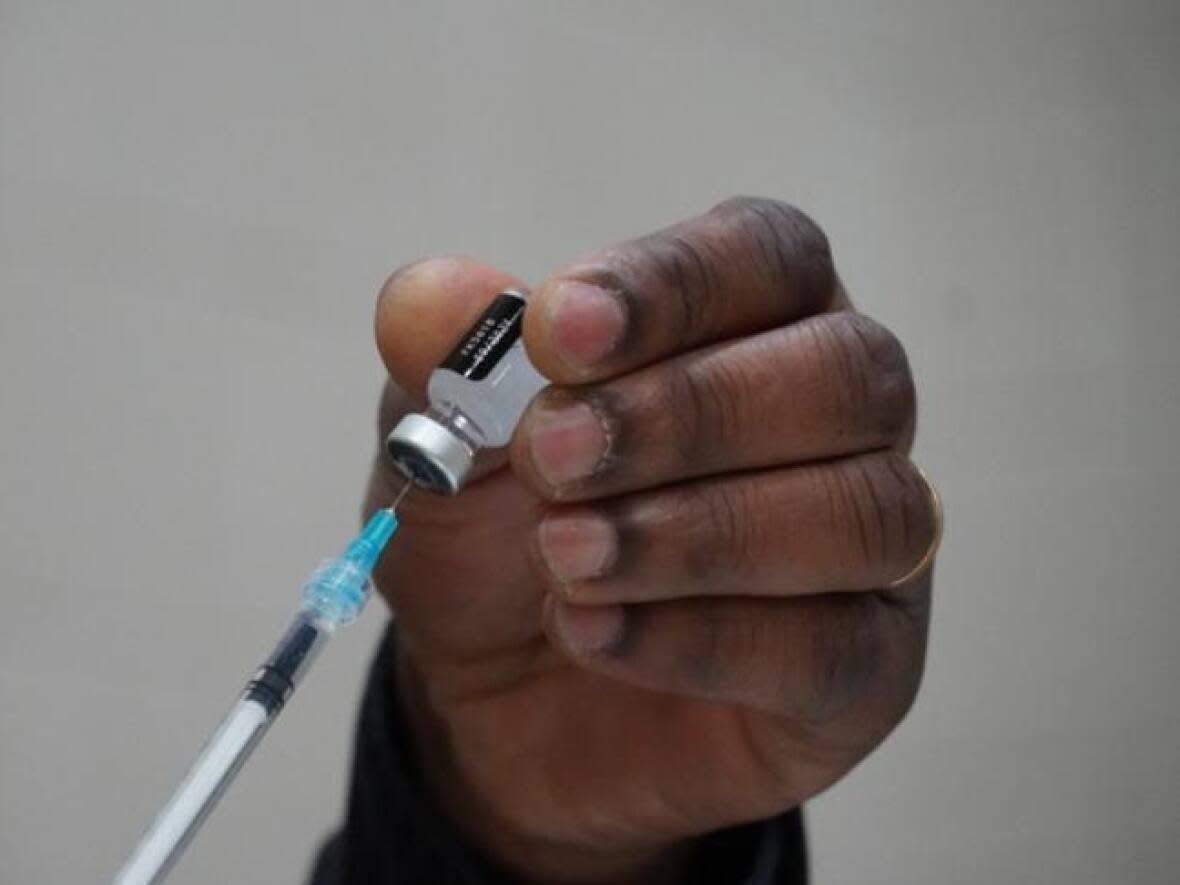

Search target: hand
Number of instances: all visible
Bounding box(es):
[367,197,937,885]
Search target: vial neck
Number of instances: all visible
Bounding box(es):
[424,403,486,450]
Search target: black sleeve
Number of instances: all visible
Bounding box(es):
[309,625,807,885]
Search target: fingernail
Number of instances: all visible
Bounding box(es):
[537,515,617,583]
[528,401,610,488]
[546,281,626,370]
[552,602,625,654]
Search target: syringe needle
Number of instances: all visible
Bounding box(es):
[390,478,413,511]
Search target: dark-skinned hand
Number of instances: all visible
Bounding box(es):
[365,197,937,885]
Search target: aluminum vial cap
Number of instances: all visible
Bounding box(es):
[385,413,474,495]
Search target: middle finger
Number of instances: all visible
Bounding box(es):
[531,450,939,604]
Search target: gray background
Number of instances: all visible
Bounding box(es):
[2,1,1177,882]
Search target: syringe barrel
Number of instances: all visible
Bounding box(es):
[113,693,277,885]
[113,612,331,885]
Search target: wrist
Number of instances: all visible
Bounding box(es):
[392,643,692,885]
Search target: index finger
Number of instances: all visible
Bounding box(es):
[522,196,838,384]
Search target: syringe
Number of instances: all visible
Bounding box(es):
[117,287,546,883]
[114,485,410,885]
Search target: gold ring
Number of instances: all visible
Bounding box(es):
[887,467,943,588]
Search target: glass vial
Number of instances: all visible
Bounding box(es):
[385,289,547,494]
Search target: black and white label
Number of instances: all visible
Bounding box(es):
[440,291,527,380]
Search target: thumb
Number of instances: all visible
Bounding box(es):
[367,257,546,659]
[374,256,526,401]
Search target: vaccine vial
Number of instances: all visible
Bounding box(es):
[386,289,548,494]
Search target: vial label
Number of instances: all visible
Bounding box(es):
[440,291,527,380]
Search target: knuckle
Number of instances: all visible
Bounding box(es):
[802,598,886,722]
[894,460,940,576]
[824,462,879,569]
[842,312,907,370]
[660,359,747,471]
[698,604,780,697]
[679,481,759,583]
[565,233,719,348]
[635,231,722,341]
[712,196,835,300]
[688,606,738,693]
[823,313,915,441]
[814,454,930,578]
[885,637,927,729]
[713,196,828,251]
[857,453,934,578]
